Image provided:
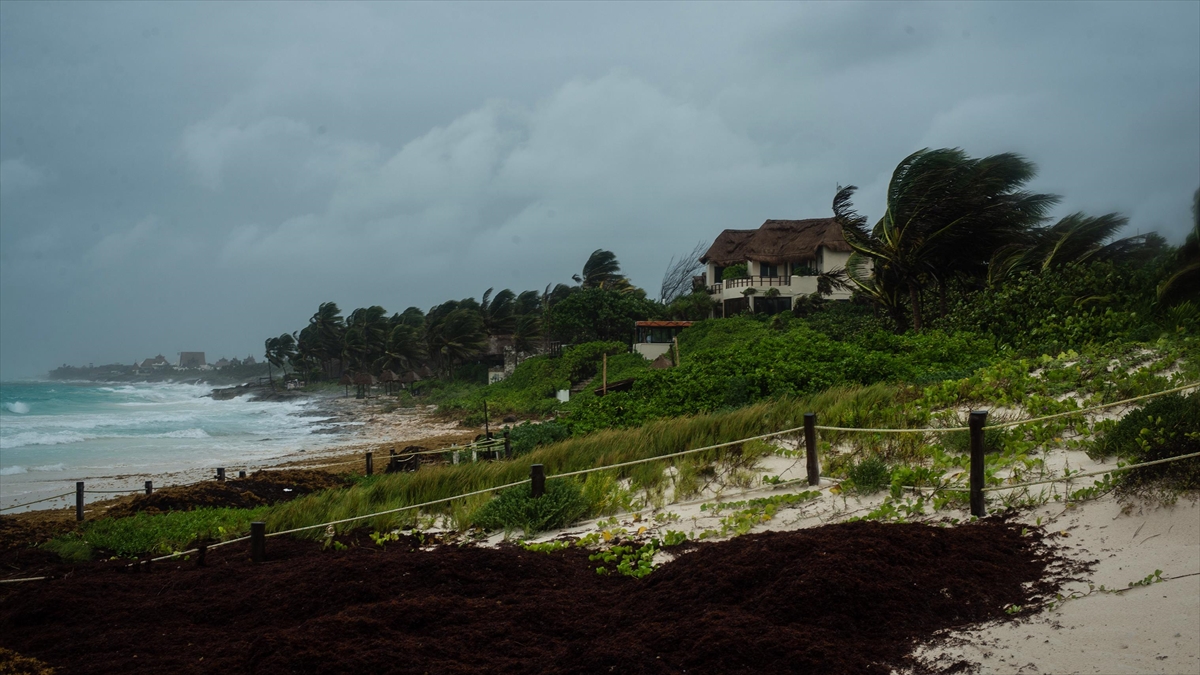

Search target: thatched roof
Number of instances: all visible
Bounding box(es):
[353,372,377,385]
[649,354,674,370]
[338,373,354,386]
[701,218,851,266]
[417,365,436,379]
[699,229,756,266]
[379,370,398,383]
[399,371,422,384]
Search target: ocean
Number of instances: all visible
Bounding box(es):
[0,381,342,511]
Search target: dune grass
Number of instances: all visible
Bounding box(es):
[266,383,915,536]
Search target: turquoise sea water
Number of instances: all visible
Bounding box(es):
[0,381,337,510]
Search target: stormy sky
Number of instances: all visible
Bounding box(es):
[1,1,1197,378]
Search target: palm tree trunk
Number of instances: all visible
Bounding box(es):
[908,282,923,332]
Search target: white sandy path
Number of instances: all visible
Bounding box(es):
[912,496,1200,675]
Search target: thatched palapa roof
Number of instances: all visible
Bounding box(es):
[353,373,377,385]
[379,370,398,383]
[399,371,422,384]
[701,218,850,266]
[338,373,354,386]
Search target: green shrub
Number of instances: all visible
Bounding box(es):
[471,479,590,535]
[845,455,893,494]
[1095,393,1200,490]
[508,420,571,456]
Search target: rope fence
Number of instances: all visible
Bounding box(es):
[3,381,1196,582]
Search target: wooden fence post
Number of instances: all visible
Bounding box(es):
[530,464,545,498]
[75,481,84,522]
[969,410,988,518]
[365,451,373,476]
[216,468,225,482]
[144,480,153,495]
[602,353,607,395]
[250,522,266,563]
[503,430,512,460]
[238,470,246,479]
[804,413,819,486]
[483,400,490,439]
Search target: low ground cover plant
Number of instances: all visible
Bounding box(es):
[43,506,269,560]
[470,480,590,536]
[1093,392,1200,491]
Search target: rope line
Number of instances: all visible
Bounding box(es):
[0,492,75,511]
[813,382,1198,434]
[264,478,533,538]
[980,450,1200,493]
[548,425,809,480]
[84,488,147,494]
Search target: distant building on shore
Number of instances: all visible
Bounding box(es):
[243,355,257,366]
[178,352,206,369]
[139,355,170,369]
[213,358,231,369]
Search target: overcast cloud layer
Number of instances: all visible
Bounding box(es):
[1,1,1197,378]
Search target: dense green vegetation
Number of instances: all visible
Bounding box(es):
[35,150,1199,560]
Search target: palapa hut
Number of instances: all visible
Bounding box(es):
[338,373,354,398]
[379,370,398,395]
[352,372,377,399]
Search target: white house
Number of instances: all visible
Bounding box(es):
[701,218,853,317]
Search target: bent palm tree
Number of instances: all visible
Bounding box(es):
[835,149,1058,330]
[989,212,1162,283]
[264,333,297,390]
[1158,188,1200,306]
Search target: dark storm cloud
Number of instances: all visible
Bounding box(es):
[1,1,1197,378]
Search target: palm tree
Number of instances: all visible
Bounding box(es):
[513,314,542,353]
[376,323,424,374]
[264,333,296,390]
[574,249,626,289]
[1158,188,1200,306]
[427,307,486,376]
[989,212,1162,283]
[480,287,517,336]
[344,306,389,372]
[307,302,345,378]
[835,149,1059,330]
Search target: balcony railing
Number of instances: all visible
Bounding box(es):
[721,275,793,289]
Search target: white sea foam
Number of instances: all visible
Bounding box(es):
[0,465,28,476]
[4,401,30,414]
[31,463,66,472]
[158,428,210,439]
[0,431,91,449]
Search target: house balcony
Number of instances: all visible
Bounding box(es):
[707,275,823,301]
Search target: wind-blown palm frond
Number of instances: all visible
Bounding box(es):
[1158,188,1200,305]
[576,249,625,289]
[833,148,1058,330]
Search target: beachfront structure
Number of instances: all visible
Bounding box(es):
[139,354,171,369]
[178,352,206,369]
[633,321,692,360]
[701,218,853,317]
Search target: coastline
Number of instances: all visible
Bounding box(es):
[0,390,480,516]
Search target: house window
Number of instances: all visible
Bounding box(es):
[791,261,817,276]
[760,263,779,278]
